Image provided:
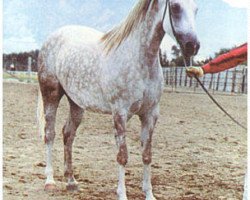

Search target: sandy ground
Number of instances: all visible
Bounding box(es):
[3,82,247,200]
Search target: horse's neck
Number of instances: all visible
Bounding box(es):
[104,4,165,79]
[140,20,164,65]
[136,13,165,78]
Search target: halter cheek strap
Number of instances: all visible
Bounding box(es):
[162,0,168,24]
[162,1,185,61]
[168,1,187,63]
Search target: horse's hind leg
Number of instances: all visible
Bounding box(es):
[63,97,83,190]
[139,106,159,200]
[39,73,64,191]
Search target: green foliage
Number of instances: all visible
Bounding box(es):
[214,47,232,57]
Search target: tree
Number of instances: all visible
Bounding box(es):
[3,50,40,71]
[171,45,181,58]
[170,45,186,66]
[214,47,232,58]
[159,49,169,67]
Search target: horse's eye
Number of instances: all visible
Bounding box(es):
[171,3,181,13]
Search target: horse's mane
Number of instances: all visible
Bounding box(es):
[101,0,155,53]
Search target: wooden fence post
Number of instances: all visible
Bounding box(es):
[179,67,183,86]
[171,67,174,92]
[27,57,32,83]
[209,74,214,89]
[223,70,229,92]
[184,73,188,86]
[231,68,237,93]
[202,76,206,85]
[241,67,247,94]
[216,72,221,91]
[189,77,193,87]
[245,68,248,93]
[165,70,168,85]
[174,67,178,88]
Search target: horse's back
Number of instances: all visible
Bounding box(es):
[54,25,103,45]
[39,25,103,70]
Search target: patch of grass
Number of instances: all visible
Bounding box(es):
[3,72,38,82]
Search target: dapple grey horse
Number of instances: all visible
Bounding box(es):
[37,0,199,199]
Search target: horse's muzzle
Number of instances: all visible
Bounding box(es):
[184,40,200,57]
[181,39,200,65]
[175,32,200,59]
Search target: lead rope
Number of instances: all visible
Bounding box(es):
[184,58,247,131]
[166,1,247,131]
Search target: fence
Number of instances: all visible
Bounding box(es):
[3,70,38,83]
[4,67,248,94]
[162,66,247,94]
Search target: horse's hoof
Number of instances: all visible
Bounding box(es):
[44,183,57,191]
[66,184,78,191]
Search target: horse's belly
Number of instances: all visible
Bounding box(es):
[56,51,111,113]
[58,68,110,113]
[65,86,111,114]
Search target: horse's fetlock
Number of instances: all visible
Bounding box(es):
[142,149,152,165]
[142,156,152,165]
[44,133,55,143]
[117,144,128,166]
[117,153,128,166]
[64,169,73,178]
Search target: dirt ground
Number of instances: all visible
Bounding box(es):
[3,82,247,200]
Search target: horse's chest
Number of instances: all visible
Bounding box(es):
[128,79,163,114]
[141,76,163,105]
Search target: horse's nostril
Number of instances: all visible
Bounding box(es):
[185,41,200,56]
[185,42,195,56]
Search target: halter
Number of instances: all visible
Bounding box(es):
[162,0,187,66]
[162,0,247,131]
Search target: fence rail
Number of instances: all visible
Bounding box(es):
[162,66,247,94]
[4,70,38,83]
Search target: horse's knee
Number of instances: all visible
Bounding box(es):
[44,131,56,144]
[44,111,57,143]
[117,143,128,166]
[142,141,152,165]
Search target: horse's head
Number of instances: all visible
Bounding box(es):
[161,0,200,64]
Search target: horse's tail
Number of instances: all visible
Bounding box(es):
[37,88,45,141]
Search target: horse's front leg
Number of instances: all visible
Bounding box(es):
[114,111,128,200]
[140,106,159,200]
